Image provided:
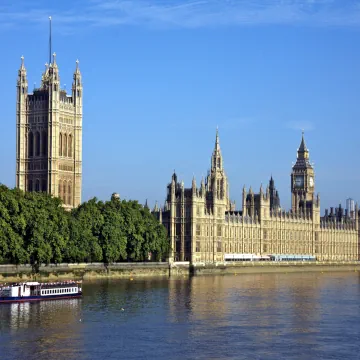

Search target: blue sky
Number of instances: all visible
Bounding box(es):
[0,0,360,212]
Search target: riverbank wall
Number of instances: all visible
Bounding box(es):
[190,261,360,276]
[1,261,359,282]
[0,262,189,282]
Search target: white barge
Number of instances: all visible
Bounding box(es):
[0,280,82,303]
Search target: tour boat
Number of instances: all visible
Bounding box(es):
[0,280,82,303]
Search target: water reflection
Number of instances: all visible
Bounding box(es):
[0,272,359,360]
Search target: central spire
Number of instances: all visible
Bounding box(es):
[211,127,223,171]
[215,126,220,151]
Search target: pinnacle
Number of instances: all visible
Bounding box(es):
[298,131,308,152]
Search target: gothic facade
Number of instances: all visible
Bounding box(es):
[153,131,359,263]
[16,53,82,209]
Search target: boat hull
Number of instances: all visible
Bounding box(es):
[0,292,82,303]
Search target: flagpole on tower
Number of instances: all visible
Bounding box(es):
[49,16,52,64]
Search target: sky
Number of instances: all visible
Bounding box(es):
[0,0,360,213]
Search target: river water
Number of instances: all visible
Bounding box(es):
[1,272,360,360]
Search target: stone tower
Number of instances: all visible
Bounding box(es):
[205,128,230,214]
[16,54,82,209]
[291,132,314,212]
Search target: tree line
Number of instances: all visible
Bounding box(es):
[0,185,170,269]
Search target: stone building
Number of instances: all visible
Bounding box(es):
[153,131,359,263]
[16,53,82,209]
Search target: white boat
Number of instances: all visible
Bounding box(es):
[0,280,82,303]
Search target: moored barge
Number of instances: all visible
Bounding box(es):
[0,280,82,303]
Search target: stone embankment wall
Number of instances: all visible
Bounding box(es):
[0,262,189,282]
[1,261,359,282]
[191,261,360,275]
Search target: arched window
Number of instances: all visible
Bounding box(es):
[68,183,72,206]
[63,181,67,203]
[35,132,40,156]
[42,179,47,192]
[42,131,47,156]
[59,133,62,156]
[35,179,40,192]
[29,132,34,157]
[64,134,68,157]
[58,180,62,199]
[28,179,33,192]
[68,134,72,157]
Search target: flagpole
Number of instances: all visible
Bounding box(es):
[49,16,52,64]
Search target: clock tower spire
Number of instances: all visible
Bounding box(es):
[291,132,315,212]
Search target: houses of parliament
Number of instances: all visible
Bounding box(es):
[152,131,360,263]
[14,41,359,264]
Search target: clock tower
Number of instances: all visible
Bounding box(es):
[291,132,315,212]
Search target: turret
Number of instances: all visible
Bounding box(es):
[192,175,197,195]
[144,199,149,210]
[48,53,60,97]
[355,203,359,232]
[72,59,82,108]
[17,56,28,97]
[200,176,205,197]
[242,185,247,215]
[16,56,28,190]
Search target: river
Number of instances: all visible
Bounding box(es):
[0,272,359,360]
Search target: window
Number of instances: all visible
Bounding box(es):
[217,225,221,237]
[64,134,68,157]
[176,223,181,236]
[42,131,47,155]
[196,225,201,236]
[217,241,222,252]
[59,133,62,156]
[35,132,40,156]
[58,180,62,199]
[42,179,47,192]
[196,241,200,252]
[68,183,72,206]
[63,182,67,202]
[28,179,33,192]
[217,158,220,168]
[68,134,72,157]
[35,179,40,192]
[28,132,34,157]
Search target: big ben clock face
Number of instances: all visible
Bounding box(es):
[295,175,304,187]
[309,176,314,187]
